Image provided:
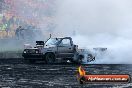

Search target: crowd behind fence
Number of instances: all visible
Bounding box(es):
[0,0,56,39]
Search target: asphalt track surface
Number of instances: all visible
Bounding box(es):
[0,58,131,88]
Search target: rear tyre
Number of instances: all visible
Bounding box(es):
[73,55,83,64]
[45,53,55,64]
[70,58,82,64]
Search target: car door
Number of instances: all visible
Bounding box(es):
[57,38,74,58]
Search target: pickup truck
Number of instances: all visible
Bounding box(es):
[22,37,95,64]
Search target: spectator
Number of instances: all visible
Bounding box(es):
[2,16,7,24]
[8,16,15,25]
[15,26,25,39]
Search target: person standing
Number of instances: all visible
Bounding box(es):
[15,26,22,39]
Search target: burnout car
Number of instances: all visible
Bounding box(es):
[22,37,95,64]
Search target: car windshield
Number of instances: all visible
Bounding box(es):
[45,38,60,46]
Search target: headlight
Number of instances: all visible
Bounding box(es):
[23,51,27,53]
[35,50,39,53]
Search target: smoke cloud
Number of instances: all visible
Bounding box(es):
[1,0,132,64]
[55,0,132,64]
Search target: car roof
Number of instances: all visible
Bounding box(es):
[51,37,71,39]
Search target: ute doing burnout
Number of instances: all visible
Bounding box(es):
[22,37,95,64]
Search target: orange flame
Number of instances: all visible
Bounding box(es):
[78,66,86,76]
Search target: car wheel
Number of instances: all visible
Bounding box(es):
[77,55,84,64]
[45,53,55,64]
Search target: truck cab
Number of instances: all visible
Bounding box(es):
[44,37,75,57]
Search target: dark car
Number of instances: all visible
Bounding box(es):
[22,37,95,64]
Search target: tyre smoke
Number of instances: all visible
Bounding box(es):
[55,0,132,64]
[1,0,132,64]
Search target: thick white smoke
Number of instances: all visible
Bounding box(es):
[1,0,132,64]
[55,0,132,64]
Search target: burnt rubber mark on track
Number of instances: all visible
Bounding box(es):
[0,58,131,87]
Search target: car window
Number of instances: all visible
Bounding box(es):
[59,39,71,46]
[45,38,60,46]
